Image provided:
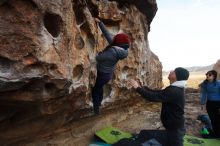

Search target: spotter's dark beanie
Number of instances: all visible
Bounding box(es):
[113,33,131,45]
[175,67,190,81]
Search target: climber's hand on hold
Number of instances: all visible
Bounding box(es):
[97,51,103,55]
[95,18,101,23]
[201,105,206,111]
[136,78,143,87]
[128,79,140,89]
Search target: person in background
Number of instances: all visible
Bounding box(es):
[92,18,131,115]
[200,70,220,138]
[128,67,189,146]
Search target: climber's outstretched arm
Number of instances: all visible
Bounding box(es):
[95,18,113,44]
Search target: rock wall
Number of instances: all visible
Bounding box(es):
[213,59,220,80]
[0,0,161,145]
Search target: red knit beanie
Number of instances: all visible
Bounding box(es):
[113,33,131,45]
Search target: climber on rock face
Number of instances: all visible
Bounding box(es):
[92,18,131,115]
[128,67,190,146]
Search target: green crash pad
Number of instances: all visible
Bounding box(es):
[95,127,132,144]
[184,135,220,146]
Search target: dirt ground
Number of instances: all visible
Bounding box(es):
[25,88,205,146]
[24,71,207,146]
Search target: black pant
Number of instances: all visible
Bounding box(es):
[206,100,220,138]
[92,71,112,109]
[137,128,186,146]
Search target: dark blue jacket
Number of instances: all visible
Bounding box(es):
[200,80,220,105]
[96,22,128,73]
[136,85,185,130]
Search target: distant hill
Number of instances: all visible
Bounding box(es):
[185,64,214,72]
[163,64,214,75]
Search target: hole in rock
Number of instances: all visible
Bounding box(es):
[48,64,58,70]
[85,0,99,17]
[80,22,95,49]
[0,0,8,6]
[43,12,63,37]
[103,84,112,99]
[23,79,45,92]
[101,19,121,26]
[88,70,96,87]
[73,3,85,25]
[73,0,98,25]
[23,62,45,76]
[72,65,84,81]
[122,66,129,72]
[121,66,130,79]
[74,34,85,49]
[0,57,13,73]
[23,0,38,8]
[45,83,56,93]
[108,0,131,8]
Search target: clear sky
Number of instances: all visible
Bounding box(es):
[148,0,220,71]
